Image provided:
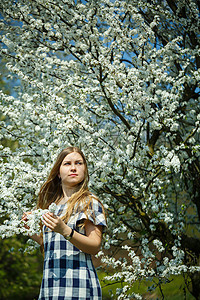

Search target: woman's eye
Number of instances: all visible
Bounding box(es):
[64,162,70,165]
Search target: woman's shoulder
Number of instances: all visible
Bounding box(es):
[75,193,107,228]
[87,193,104,210]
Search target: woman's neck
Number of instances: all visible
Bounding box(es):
[57,184,80,205]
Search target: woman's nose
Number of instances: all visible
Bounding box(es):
[70,164,76,171]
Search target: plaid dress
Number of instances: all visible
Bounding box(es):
[38,198,107,300]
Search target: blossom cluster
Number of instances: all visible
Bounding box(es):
[0,203,57,239]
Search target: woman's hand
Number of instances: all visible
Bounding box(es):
[42,213,103,255]
[22,211,32,229]
[22,211,43,245]
[42,212,71,236]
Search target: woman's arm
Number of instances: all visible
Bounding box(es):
[29,233,43,246]
[42,213,102,255]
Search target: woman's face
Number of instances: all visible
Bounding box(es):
[59,152,86,188]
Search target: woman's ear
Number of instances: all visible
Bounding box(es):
[58,173,60,179]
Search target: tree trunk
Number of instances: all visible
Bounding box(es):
[190,272,200,300]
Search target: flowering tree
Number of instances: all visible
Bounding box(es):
[0,0,200,298]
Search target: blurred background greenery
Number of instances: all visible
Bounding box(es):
[0,235,42,300]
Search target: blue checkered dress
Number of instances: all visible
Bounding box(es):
[38,198,107,300]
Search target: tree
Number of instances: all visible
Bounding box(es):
[0,58,42,300]
[0,0,200,298]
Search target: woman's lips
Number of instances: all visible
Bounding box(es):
[69,174,78,177]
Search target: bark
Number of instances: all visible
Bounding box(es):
[190,272,200,300]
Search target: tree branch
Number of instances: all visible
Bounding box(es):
[100,83,131,130]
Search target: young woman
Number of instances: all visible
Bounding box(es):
[23,146,107,300]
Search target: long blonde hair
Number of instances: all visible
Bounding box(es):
[37,146,101,224]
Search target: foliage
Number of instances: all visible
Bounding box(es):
[98,271,195,299]
[0,0,200,298]
[0,235,42,300]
